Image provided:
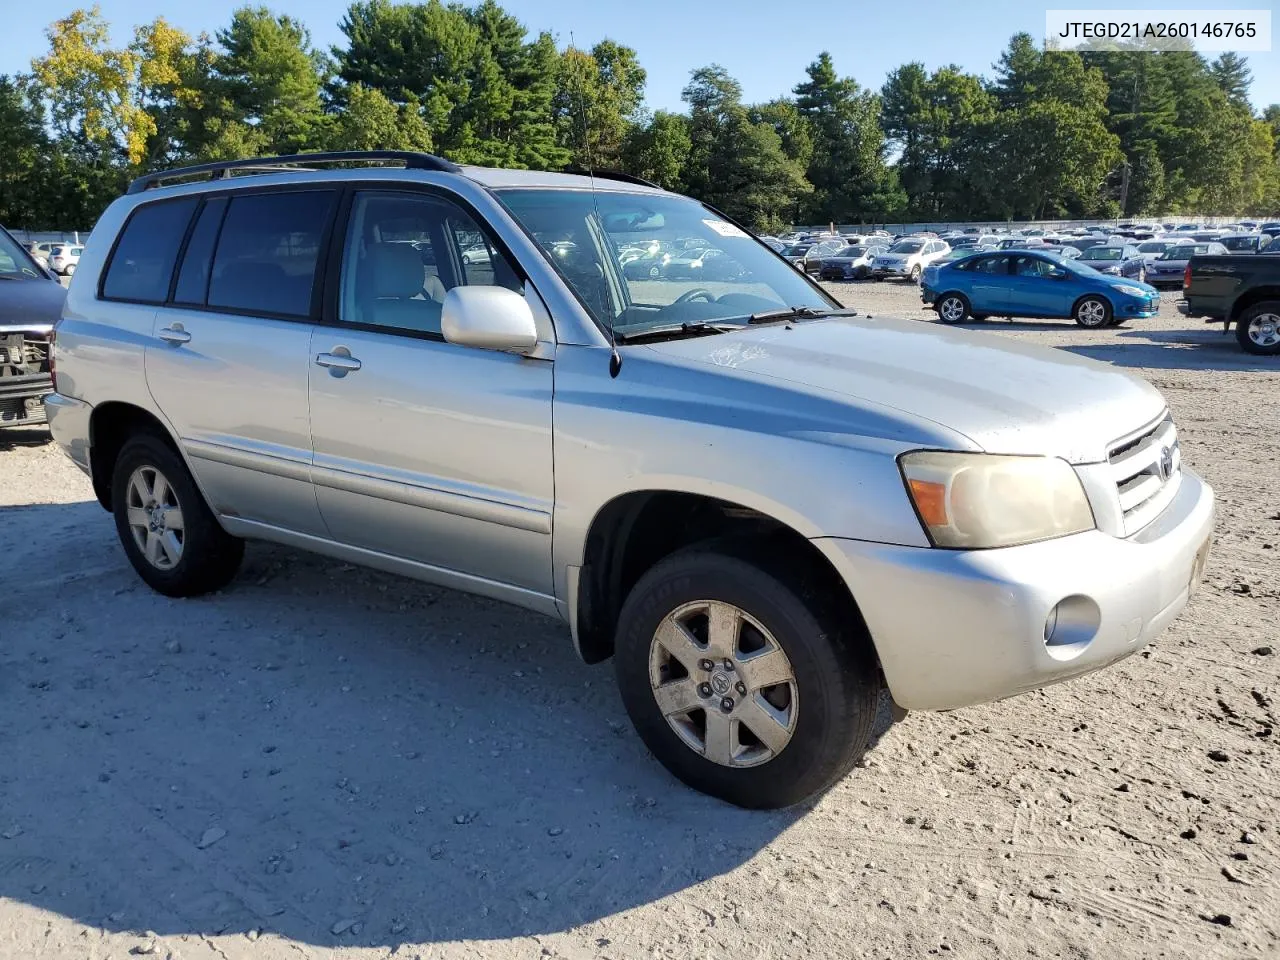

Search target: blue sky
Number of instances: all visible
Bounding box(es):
[3,0,1277,111]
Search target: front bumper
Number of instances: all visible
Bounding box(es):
[820,467,1215,711]
[1115,295,1159,319]
[0,375,53,425]
[44,392,93,475]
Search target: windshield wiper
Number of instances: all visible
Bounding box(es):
[747,306,857,324]
[614,321,740,343]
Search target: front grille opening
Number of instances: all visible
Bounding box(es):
[1108,414,1180,535]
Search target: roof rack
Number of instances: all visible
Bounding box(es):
[563,167,662,190]
[127,151,462,195]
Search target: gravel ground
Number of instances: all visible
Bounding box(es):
[1,281,1276,960]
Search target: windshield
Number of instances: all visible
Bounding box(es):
[833,246,867,257]
[1081,247,1123,261]
[1137,241,1172,253]
[781,245,812,256]
[497,189,833,336]
[0,230,44,281]
[1221,236,1258,251]
[889,241,924,254]
[1159,245,1209,259]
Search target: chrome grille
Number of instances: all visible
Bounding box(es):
[1108,413,1181,536]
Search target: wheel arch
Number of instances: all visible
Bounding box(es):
[1228,288,1280,323]
[88,401,182,511]
[571,488,875,671]
[1071,292,1113,317]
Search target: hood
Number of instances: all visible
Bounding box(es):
[0,276,67,330]
[645,314,1166,464]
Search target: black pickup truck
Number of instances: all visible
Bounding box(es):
[1178,253,1280,356]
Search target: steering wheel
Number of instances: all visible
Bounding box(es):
[674,288,716,305]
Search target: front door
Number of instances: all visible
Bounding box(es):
[966,254,1013,315]
[307,189,555,597]
[1007,254,1074,318]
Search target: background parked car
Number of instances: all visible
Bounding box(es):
[1076,244,1147,281]
[47,244,83,276]
[921,250,1160,328]
[1260,222,1280,239]
[1146,242,1228,286]
[660,246,744,281]
[1219,233,1272,254]
[871,238,949,282]
[782,240,841,274]
[1,225,65,427]
[818,243,888,280]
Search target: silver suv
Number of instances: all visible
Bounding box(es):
[47,152,1215,808]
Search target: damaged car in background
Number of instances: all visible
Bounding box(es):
[0,225,64,428]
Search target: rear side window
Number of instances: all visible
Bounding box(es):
[173,198,228,305]
[207,191,336,317]
[101,198,198,302]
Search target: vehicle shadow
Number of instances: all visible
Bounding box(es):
[1061,327,1276,372]
[1,502,901,950]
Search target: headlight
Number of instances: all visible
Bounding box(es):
[899,451,1095,549]
[1114,284,1145,296]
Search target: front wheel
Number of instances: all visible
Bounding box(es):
[112,432,245,597]
[1236,301,1280,355]
[63,264,76,276]
[614,547,880,809]
[936,293,970,324]
[1074,295,1112,328]
[908,265,921,284]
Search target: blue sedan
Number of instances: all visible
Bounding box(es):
[920,250,1161,328]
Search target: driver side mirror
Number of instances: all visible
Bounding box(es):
[1049,269,1069,280]
[441,286,538,354]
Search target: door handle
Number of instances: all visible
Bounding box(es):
[158,325,191,345]
[315,351,362,373]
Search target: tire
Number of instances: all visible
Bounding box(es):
[1137,266,1146,284]
[857,265,868,280]
[1073,295,1112,328]
[936,293,970,324]
[908,265,921,284]
[111,432,245,597]
[613,546,880,809]
[64,263,76,276]
[1235,301,1280,356]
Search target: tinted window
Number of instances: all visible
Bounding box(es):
[207,191,335,317]
[971,255,1011,274]
[173,197,228,304]
[102,198,198,302]
[339,191,522,336]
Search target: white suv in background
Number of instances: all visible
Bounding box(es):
[871,237,950,282]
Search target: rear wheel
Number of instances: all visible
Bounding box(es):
[1074,295,1112,328]
[112,432,245,597]
[1235,301,1280,356]
[936,293,970,324]
[64,263,76,276]
[614,547,879,809]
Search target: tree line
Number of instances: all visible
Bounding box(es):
[1,2,1278,234]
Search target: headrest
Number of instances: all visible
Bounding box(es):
[367,244,425,299]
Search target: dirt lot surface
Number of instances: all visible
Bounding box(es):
[1,282,1276,960]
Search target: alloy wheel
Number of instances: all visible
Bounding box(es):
[648,600,798,768]
[1247,313,1280,348]
[939,297,966,323]
[1077,300,1108,327]
[126,465,185,570]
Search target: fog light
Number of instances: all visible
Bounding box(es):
[1043,595,1102,661]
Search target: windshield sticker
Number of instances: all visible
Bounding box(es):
[702,219,749,239]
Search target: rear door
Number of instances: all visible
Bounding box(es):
[306,188,555,596]
[965,254,1013,314]
[135,188,337,536]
